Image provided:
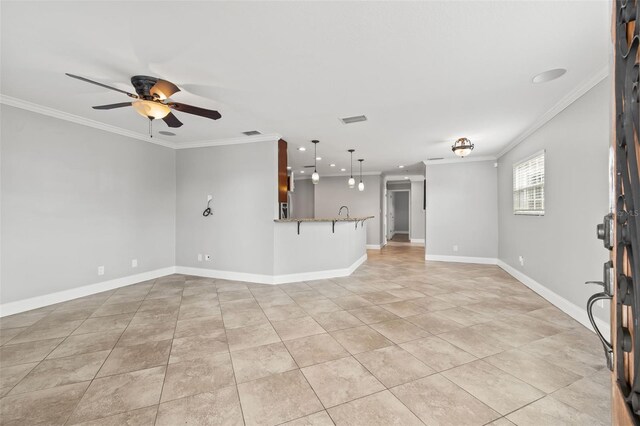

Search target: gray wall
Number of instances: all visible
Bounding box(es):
[1,105,176,304]
[392,191,409,232]
[498,79,610,322]
[410,180,426,241]
[291,178,315,219]
[175,141,277,275]
[426,160,498,259]
[313,175,382,246]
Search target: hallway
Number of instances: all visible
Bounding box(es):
[0,246,609,425]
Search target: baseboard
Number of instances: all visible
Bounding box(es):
[0,267,176,317]
[409,238,425,245]
[366,244,382,250]
[497,260,610,340]
[425,254,498,265]
[394,231,409,234]
[177,253,369,285]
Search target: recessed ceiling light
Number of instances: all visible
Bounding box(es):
[316,157,322,161]
[286,166,292,170]
[300,170,305,174]
[298,147,306,151]
[404,176,409,180]
[340,168,346,172]
[532,68,567,84]
[330,164,336,167]
[398,165,405,169]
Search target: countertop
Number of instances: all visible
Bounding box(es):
[274,216,374,223]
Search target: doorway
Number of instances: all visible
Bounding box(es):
[387,189,410,244]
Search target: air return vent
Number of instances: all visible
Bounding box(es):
[242,130,262,136]
[340,115,367,124]
[427,157,444,161]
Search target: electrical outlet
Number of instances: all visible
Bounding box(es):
[519,256,525,266]
[205,254,211,261]
[97,266,105,276]
[453,245,458,252]
[198,254,203,262]
[131,259,138,268]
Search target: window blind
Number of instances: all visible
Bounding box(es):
[513,151,545,215]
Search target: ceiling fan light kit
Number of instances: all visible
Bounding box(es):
[451,137,474,157]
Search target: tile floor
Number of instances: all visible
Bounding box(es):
[0,246,610,425]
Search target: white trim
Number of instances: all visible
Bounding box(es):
[497,65,609,158]
[425,254,498,265]
[394,230,409,234]
[174,133,282,150]
[0,267,176,317]
[424,155,497,165]
[0,95,176,149]
[176,253,368,285]
[366,244,382,250]
[410,238,425,244]
[497,260,610,340]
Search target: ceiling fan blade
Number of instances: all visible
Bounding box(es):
[151,79,180,100]
[162,112,183,128]
[66,73,137,98]
[92,102,132,110]
[169,102,221,120]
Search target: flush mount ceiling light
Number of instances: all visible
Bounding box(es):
[286,166,292,170]
[316,157,322,161]
[298,147,306,151]
[532,68,567,84]
[340,168,346,172]
[300,170,305,174]
[330,164,336,167]
[398,165,405,169]
[311,140,320,185]
[452,137,474,157]
[404,176,409,180]
[347,149,356,188]
[358,159,365,191]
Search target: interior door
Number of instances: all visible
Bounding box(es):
[588,2,639,424]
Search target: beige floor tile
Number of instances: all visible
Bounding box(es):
[0,311,49,330]
[10,350,109,394]
[525,307,582,329]
[222,308,269,330]
[435,307,492,327]
[169,334,229,363]
[301,356,384,408]
[369,318,431,344]
[156,386,244,426]
[379,301,427,317]
[47,329,122,359]
[116,322,175,347]
[227,323,281,352]
[263,304,308,321]
[281,411,334,425]
[272,316,326,341]
[506,395,606,426]
[312,311,364,331]
[284,333,350,367]
[298,299,342,315]
[400,336,476,372]
[331,295,373,310]
[521,333,604,376]
[348,306,400,324]
[442,360,545,415]
[98,339,171,377]
[405,312,465,334]
[386,288,428,300]
[173,315,224,339]
[68,366,166,424]
[230,342,297,383]
[68,406,158,425]
[7,319,84,345]
[484,349,581,393]
[72,314,133,336]
[410,296,457,312]
[218,289,254,302]
[438,326,513,358]
[359,291,403,305]
[355,345,434,387]
[551,376,610,424]
[485,419,515,426]
[327,390,423,425]
[0,381,90,425]
[161,352,235,402]
[0,328,27,346]
[90,301,141,317]
[0,362,38,397]
[330,326,393,355]
[391,374,499,426]
[0,337,64,367]
[238,369,323,425]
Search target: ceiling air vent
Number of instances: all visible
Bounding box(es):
[340,115,367,124]
[427,157,444,161]
[242,130,262,136]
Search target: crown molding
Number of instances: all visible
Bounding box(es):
[496,64,609,158]
[174,133,282,149]
[424,155,497,165]
[0,94,176,149]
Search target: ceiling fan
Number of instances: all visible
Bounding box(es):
[66,73,221,135]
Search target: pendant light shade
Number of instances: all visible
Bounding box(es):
[348,149,355,188]
[311,140,320,185]
[358,159,365,191]
[451,137,474,157]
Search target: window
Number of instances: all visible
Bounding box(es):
[513,151,545,215]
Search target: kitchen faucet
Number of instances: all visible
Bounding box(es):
[338,206,350,218]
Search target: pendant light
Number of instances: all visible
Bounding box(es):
[347,149,356,188]
[311,140,320,184]
[358,159,365,191]
[451,137,474,157]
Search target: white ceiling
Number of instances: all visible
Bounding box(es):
[1,1,610,174]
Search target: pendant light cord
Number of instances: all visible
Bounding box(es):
[350,151,353,178]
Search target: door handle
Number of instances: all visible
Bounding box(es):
[585,290,613,371]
